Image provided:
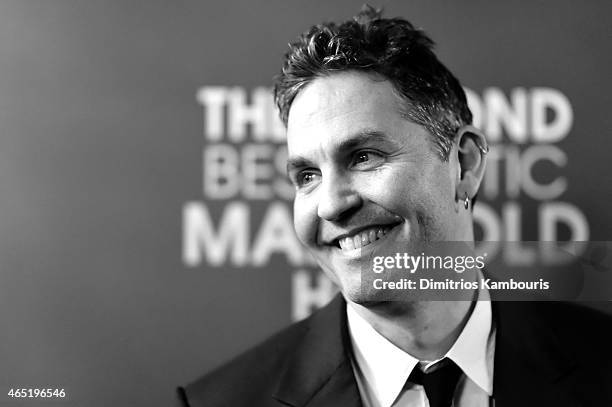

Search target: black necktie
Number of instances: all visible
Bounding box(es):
[408,358,463,407]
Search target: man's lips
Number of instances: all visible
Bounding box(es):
[337,225,393,251]
[326,222,403,251]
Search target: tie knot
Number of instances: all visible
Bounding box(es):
[408,358,463,407]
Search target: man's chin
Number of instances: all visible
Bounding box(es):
[340,282,416,308]
[341,286,388,306]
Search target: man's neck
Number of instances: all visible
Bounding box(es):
[348,295,476,360]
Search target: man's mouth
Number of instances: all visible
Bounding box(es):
[336,225,395,252]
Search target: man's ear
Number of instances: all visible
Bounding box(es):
[455,125,488,202]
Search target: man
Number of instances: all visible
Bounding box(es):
[179,7,612,407]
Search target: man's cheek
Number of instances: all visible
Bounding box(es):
[293,199,319,246]
[362,169,410,200]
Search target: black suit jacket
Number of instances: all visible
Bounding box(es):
[179,296,612,406]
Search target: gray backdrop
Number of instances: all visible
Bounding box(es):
[1,1,611,406]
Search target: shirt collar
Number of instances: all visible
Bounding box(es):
[445,287,494,396]
[347,303,419,407]
[346,287,494,407]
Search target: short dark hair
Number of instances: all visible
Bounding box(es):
[273,5,472,160]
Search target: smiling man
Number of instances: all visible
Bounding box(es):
[179,6,612,407]
[285,71,482,305]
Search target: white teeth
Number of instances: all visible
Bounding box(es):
[337,226,392,251]
[343,235,355,250]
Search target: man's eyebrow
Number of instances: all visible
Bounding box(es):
[334,129,390,152]
[286,156,312,174]
[286,129,391,174]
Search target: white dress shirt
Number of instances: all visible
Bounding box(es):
[347,289,495,407]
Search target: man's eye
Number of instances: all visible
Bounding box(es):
[296,171,320,188]
[351,150,384,168]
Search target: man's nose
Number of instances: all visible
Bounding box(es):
[316,174,362,221]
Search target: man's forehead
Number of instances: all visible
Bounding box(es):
[285,72,409,155]
[286,71,403,129]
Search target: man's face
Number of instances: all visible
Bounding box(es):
[286,71,464,303]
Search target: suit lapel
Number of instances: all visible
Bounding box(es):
[273,295,587,406]
[273,295,362,407]
[492,301,582,407]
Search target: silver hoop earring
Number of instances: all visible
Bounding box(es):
[478,143,490,155]
[464,192,470,209]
